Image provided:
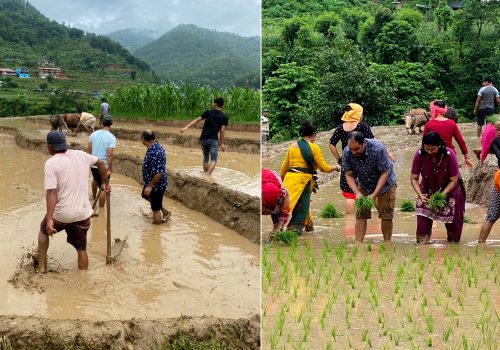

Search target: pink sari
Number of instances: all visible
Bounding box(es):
[481,123,496,162]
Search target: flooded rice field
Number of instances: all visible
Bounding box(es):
[0,134,259,321]
[262,124,500,349]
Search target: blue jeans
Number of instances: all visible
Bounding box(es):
[200,139,219,163]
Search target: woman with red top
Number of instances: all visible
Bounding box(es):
[422,100,474,170]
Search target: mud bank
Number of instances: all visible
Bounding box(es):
[0,126,259,243]
[0,314,260,349]
[25,116,260,154]
[466,160,497,207]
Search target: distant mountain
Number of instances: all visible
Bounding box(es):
[106,28,157,53]
[0,0,151,76]
[134,24,260,89]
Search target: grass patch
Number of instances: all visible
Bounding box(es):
[320,203,344,218]
[428,191,446,211]
[400,199,416,212]
[162,333,233,350]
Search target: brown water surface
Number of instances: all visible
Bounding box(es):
[0,134,259,321]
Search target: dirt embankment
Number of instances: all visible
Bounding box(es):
[0,126,260,243]
[109,117,261,132]
[466,161,497,207]
[0,314,260,349]
[25,116,260,154]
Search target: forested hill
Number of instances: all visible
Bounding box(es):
[262,0,500,141]
[0,0,151,75]
[106,28,157,53]
[134,24,260,89]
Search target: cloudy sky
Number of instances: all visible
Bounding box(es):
[28,0,261,37]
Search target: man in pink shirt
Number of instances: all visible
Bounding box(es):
[36,131,110,272]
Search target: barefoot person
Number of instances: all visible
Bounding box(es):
[280,121,339,234]
[76,108,97,135]
[411,132,465,244]
[180,97,228,175]
[87,115,116,208]
[37,131,110,272]
[343,131,397,242]
[141,130,170,224]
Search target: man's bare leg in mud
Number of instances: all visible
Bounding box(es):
[37,231,49,273]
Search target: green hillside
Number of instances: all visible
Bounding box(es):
[0,0,157,116]
[106,28,157,53]
[134,24,260,89]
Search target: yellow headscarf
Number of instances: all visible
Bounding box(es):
[341,103,363,122]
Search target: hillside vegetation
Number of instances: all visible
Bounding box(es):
[134,24,260,89]
[263,0,500,141]
[106,28,157,53]
[0,0,155,116]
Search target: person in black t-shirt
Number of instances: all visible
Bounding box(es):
[181,97,228,175]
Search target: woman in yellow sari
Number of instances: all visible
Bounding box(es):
[280,121,339,233]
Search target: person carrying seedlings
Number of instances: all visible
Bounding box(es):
[36,131,110,272]
[478,121,500,243]
[262,168,291,232]
[75,108,97,135]
[180,97,228,175]
[411,132,466,244]
[141,130,170,224]
[343,131,397,242]
[329,103,375,215]
[87,115,116,208]
[423,100,474,170]
[280,121,339,234]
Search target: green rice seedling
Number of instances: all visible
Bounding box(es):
[347,335,352,348]
[464,215,471,224]
[395,296,402,308]
[302,316,312,342]
[325,341,333,350]
[330,325,337,342]
[428,191,447,211]
[361,329,369,342]
[378,242,386,254]
[367,240,372,251]
[433,295,441,307]
[355,196,375,216]
[406,309,414,323]
[410,343,421,350]
[393,334,401,346]
[400,198,416,212]
[320,203,344,218]
[425,314,434,333]
[442,325,453,341]
[426,337,432,347]
[319,309,327,330]
[273,230,298,245]
[269,329,279,349]
[345,318,351,330]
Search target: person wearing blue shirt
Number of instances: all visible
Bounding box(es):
[343,131,397,242]
[87,115,116,208]
[141,130,169,224]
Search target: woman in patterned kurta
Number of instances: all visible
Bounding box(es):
[280,121,339,234]
[329,103,374,214]
[411,132,465,244]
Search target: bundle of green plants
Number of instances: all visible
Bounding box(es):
[485,115,499,124]
[400,199,415,212]
[272,230,298,245]
[428,191,447,211]
[355,197,375,215]
[320,203,344,218]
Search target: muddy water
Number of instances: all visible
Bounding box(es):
[262,124,496,244]
[0,118,260,197]
[0,134,259,320]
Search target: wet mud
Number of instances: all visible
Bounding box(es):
[0,314,260,349]
[0,122,260,241]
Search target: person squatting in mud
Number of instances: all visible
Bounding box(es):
[180,97,228,175]
[141,130,170,224]
[261,168,291,233]
[37,131,110,272]
[343,131,397,242]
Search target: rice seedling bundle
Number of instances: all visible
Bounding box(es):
[355,196,375,216]
[428,191,447,211]
[272,230,298,245]
[400,199,415,212]
[320,203,344,218]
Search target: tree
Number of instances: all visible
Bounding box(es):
[375,20,417,64]
[281,18,302,47]
[315,13,341,42]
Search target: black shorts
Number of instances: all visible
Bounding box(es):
[477,108,494,126]
[40,216,90,251]
[142,187,165,211]
[91,166,109,187]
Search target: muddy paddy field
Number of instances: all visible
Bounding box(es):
[0,116,260,349]
[262,124,500,349]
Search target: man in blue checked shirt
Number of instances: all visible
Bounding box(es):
[141,130,170,224]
